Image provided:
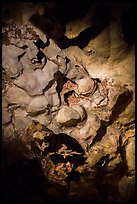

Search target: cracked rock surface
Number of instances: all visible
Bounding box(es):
[2,2,135,202]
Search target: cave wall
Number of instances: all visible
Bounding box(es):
[2,2,135,202]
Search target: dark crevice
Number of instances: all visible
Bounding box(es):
[29,3,111,50]
[43,79,55,93]
[27,109,49,117]
[56,4,110,49]
[54,70,78,106]
[29,13,51,37]
[29,13,65,41]
[90,120,108,147]
[33,38,50,49]
[93,78,101,83]
[121,7,135,45]
[65,171,81,183]
[123,120,135,127]
[12,44,28,49]
[36,50,46,64]
[64,90,75,105]
[53,2,94,24]
[90,90,133,147]
[32,39,49,64]
[42,133,85,156]
[57,25,106,50]
[37,132,87,170]
[18,52,26,60]
[108,90,133,125]
[49,153,65,165]
[56,2,110,49]
[95,154,110,169]
[95,157,128,202]
[32,131,87,175]
[54,71,70,105]
[31,51,46,65]
[2,140,50,202]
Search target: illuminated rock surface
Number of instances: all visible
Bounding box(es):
[2,2,135,202]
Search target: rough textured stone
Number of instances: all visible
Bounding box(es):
[125,137,135,174]
[30,113,52,126]
[66,63,89,81]
[14,62,58,96]
[2,96,9,109]
[2,108,12,125]
[65,3,98,39]
[76,77,96,95]
[6,85,32,108]
[79,113,100,140]
[72,105,86,121]
[45,82,60,112]
[83,27,110,61]
[42,39,61,60]
[19,40,46,73]
[2,2,135,202]
[56,106,81,127]
[2,45,24,78]
[27,95,49,115]
[13,73,38,95]
[3,123,14,139]
[13,108,32,133]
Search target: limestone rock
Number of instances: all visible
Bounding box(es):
[2,44,24,78]
[30,113,52,126]
[43,59,58,78]
[65,62,79,80]
[13,108,32,133]
[83,27,110,61]
[13,72,38,95]
[2,2,135,202]
[125,137,135,174]
[56,106,81,127]
[2,96,9,109]
[65,3,98,39]
[46,82,60,112]
[2,108,12,125]
[42,39,61,60]
[106,153,122,171]
[19,40,46,73]
[72,105,86,121]
[44,82,61,112]
[79,113,100,141]
[14,62,58,96]
[66,63,89,81]
[32,26,48,43]
[20,54,37,73]
[27,95,49,116]
[51,91,60,112]
[26,40,38,61]
[6,85,32,108]
[20,54,46,73]
[76,77,96,95]
[3,123,14,139]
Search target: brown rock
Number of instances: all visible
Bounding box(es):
[6,85,32,108]
[2,108,12,125]
[56,106,81,127]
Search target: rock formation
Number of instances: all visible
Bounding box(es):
[2,2,135,202]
